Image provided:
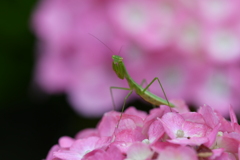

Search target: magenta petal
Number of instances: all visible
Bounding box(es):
[83,146,124,160]
[54,150,81,160]
[148,119,164,144]
[198,105,219,128]
[71,137,101,154]
[215,111,233,132]
[229,105,237,124]
[160,112,185,139]
[97,111,119,137]
[181,112,205,124]
[217,132,239,153]
[204,123,221,147]
[75,128,98,139]
[45,145,60,160]
[98,110,144,137]
[170,99,190,113]
[112,127,146,153]
[142,108,168,135]
[145,107,170,124]
[182,121,208,137]
[157,146,198,160]
[124,107,148,120]
[59,136,75,148]
[161,112,185,128]
[106,145,125,160]
[169,137,208,145]
[151,141,180,153]
[238,144,240,160]
[57,136,111,159]
[126,142,154,160]
[115,127,146,144]
[228,132,240,142]
[83,149,110,160]
[209,148,224,159]
[118,114,144,129]
[214,152,237,160]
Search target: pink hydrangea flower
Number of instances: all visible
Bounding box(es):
[32,0,240,116]
[45,100,240,160]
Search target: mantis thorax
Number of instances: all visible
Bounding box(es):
[112,55,126,80]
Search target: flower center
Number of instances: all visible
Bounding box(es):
[142,139,150,144]
[176,129,184,138]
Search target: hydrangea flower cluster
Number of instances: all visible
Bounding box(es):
[46,100,240,160]
[32,0,240,116]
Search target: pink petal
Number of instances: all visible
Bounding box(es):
[160,112,185,139]
[233,123,240,133]
[170,99,190,113]
[209,148,224,159]
[75,128,98,139]
[125,142,154,160]
[204,123,221,147]
[148,119,164,144]
[216,132,239,153]
[124,107,148,120]
[83,149,110,160]
[214,152,237,160]
[55,136,111,159]
[98,110,144,137]
[229,105,237,124]
[181,112,205,124]
[215,111,234,132]
[112,127,147,153]
[142,107,169,135]
[97,111,120,137]
[238,144,240,160]
[71,137,101,156]
[45,145,60,160]
[115,127,146,144]
[151,141,180,153]
[157,146,198,160]
[59,136,75,148]
[83,146,125,160]
[198,105,219,128]
[182,121,208,137]
[118,113,144,130]
[228,132,240,141]
[106,145,125,160]
[54,150,82,160]
[168,137,208,146]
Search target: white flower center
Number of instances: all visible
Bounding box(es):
[176,129,184,138]
[217,131,223,136]
[142,139,150,144]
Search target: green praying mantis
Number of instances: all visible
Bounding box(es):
[89,34,175,128]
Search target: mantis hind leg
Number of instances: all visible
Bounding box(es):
[140,79,156,108]
[142,77,170,106]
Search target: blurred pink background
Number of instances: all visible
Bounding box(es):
[32,0,240,117]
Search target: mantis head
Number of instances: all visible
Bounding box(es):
[112,55,125,79]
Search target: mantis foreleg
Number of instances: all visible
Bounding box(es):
[110,86,132,111]
[110,86,133,129]
[117,90,133,128]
